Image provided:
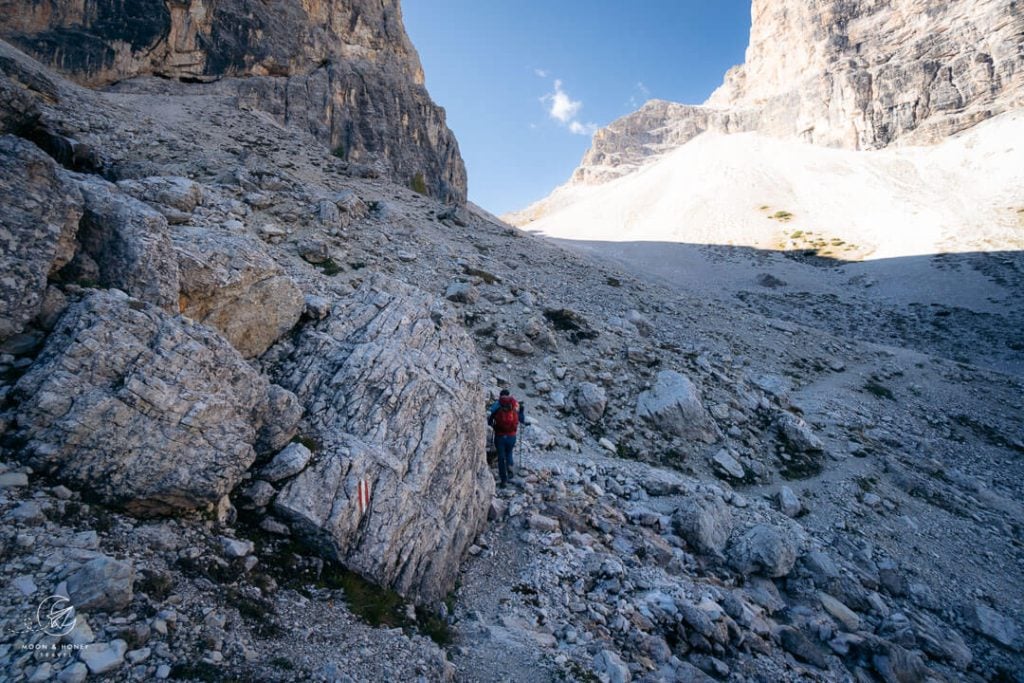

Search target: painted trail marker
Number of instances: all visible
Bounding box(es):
[357,479,372,515]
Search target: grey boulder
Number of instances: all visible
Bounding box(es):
[575,382,608,421]
[260,442,313,482]
[272,275,493,602]
[777,412,824,452]
[637,370,718,442]
[67,556,135,613]
[729,524,799,578]
[173,226,304,358]
[672,495,733,555]
[11,290,291,514]
[75,177,180,311]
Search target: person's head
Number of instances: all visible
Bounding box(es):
[499,389,510,397]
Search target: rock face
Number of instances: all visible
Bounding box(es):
[10,290,294,515]
[0,135,81,342]
[271,275,493,602]
[707,0,1024,150]
[0,0,466,203]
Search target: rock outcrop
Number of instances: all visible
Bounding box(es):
[270,275,493,602]
[0,0,467,202]
[9,290,296,515]
[0,135,81,343]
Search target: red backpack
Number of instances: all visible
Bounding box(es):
[492,400,519,436]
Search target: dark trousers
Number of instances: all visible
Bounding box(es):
[495,435,516,484]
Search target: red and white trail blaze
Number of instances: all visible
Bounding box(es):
[356,479,372,515]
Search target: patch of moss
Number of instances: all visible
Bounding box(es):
[314,258,343,276]
[291,434,322,452]
[855,475,877,492]
[864,380,895,400]
[415,605,453,646]
[320,564,405,628]
[270,657,295,671]
[463,266,500,284]
[226,587,283,637]
[771,210,794,222]
[410,172,428,196]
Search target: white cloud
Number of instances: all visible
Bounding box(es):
[541,79,596,136]
[569,121,598,136]
[545,79,582,123]
[534,68,549,78]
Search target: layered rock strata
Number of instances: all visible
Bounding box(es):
[9,290,298,515]
[271,275,493,602]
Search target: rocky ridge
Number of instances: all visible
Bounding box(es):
[0,10,1023,683]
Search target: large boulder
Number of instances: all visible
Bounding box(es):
[73,178,179,311]
[776,412,824,452]
[672,495,733,555]
[117,176,203,222]
[575,382,608,422]
[271,275,493,602]
[636,370,719,442]
[10,290,296,515]
[172,227,303,358]
[729,524,799,578]
[0,135,81,342]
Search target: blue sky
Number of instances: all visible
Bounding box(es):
[403,1,752,214]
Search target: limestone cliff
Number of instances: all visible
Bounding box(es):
[0,0,467,202]
[709,0,1024,150]
[559,0,1023,189]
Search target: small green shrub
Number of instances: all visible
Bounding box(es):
[291,435,322,452]
[410,172,428,196]
[771,210,794,222]
[314,258,343,276]
[864,380,895,400]
[331,145,345,159]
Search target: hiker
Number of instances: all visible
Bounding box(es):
[487,389,526,487]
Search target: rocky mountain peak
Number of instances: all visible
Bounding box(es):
[559,0,1023,192]
[708,0,1024,149]
[0,0,467,203]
